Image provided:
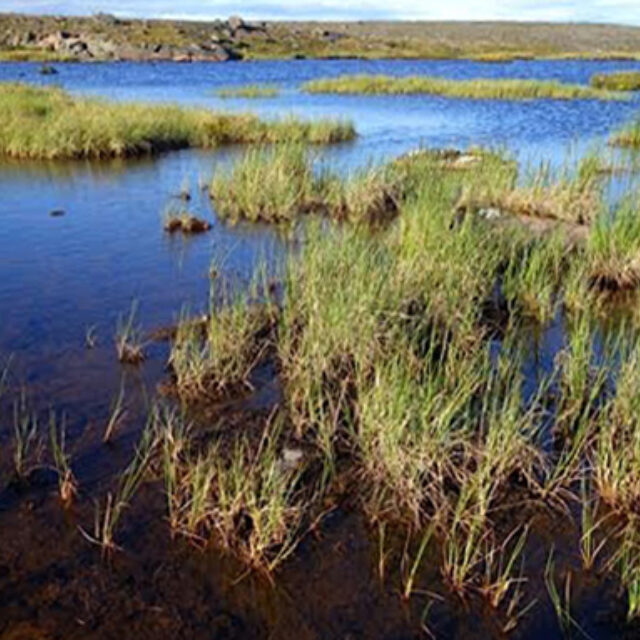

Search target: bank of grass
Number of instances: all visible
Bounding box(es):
[0,48,75,62]
[468,51,535,62]
[590,71,640,91]
[303,74,627,101]
[216,84,280,99]
[0,83,355,160]
[210,143,514,225]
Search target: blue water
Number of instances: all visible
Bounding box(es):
[0,58,639,422]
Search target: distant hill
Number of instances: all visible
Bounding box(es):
[1,13,639,62]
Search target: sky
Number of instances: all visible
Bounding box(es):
[3,0,640,25]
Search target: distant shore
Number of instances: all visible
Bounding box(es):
[1,13,640,63]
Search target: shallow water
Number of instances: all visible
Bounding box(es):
[1,59,640,639]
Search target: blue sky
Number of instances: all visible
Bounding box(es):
[3,0,640,25]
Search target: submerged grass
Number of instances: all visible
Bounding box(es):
[0,83,355,160]
[303,74,627,101]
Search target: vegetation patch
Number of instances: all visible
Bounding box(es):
[216,84,281,99]
[591,70,640,91]
[303,74,627,101]
[455,166,603,226]
[210,143,514,225]
[0,83,355,160]
[612,119,640,148]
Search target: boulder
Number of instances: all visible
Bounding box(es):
[228,15,245,32]
[92,12,120,26]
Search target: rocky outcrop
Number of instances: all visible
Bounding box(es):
[37,30,119,59]
[1,14,257,62]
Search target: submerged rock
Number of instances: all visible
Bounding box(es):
[164,215,211,234]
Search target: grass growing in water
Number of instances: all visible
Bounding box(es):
[211,143,513,225]
[49,412,77,507]
[591,70,640,91]
[612,119,640,149]
[168,278,274,400]
[303,74,627,101]
[585,197,640,291]
[0,83,355,160]
[217,84,280,99]
[210,143,319,223]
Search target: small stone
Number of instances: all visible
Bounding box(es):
[281,447,304,470]
[477,207,502,220]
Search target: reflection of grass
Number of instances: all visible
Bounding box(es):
[591,71,640,91]
[0,83,355,160]
[303,74,626,101]
[217,84,280,99]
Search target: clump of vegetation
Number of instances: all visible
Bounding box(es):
[612,119,640,149]
[590,70,640,91]
[115,301,145,365]
[157,412,314,570]
[211,143,513,225]
[456,162,603,226]
[217,84,280,99]
[49,412,77,507]
[210,143,319,223]
[0,83,355,160]
[81,420,156,555]
[585,198,640,291]
[168,282,274,401]
[303,74,627,101]
[12,392,43,481]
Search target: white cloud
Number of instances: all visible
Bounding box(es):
[3,0,640,24]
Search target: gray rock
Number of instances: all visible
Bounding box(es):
[281,448,304,470]
[228,15,245,32]
[477,207,502,220]
[92,12,120,26]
